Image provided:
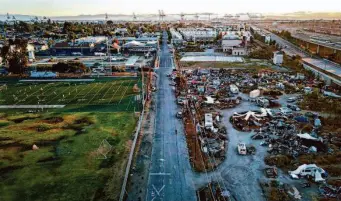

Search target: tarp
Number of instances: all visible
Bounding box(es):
[249,89,260,98]
[205,96,215,104]
[294,116,309,123]
[315,170,325,182]
[314,118,322,127]
[297,133,319,141]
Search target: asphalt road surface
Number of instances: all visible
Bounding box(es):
[145,31,197,201]
[146,32,275,201]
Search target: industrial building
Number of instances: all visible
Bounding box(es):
[273,51,284,65]
[178,28,217,42]
[170,28,184,45]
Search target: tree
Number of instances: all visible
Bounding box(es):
[52,62,87,73]
[15,21,33,33]
[106,20,114,26]
[63,22,73,34]
[1,39,28,74]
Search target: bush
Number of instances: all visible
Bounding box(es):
[0,120,10,127]
[265,155,293,169]
[44,116,64,124]
[36,124,52,132]
[74,116,95,125]
[52,61,87,73]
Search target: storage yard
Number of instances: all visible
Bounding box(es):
[170,66,341,201]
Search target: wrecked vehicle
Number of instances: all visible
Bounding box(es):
[288,164,328,182]
[256,97,270,108]
[264,166,278,178]
[287,104,300,111]
[176,111,183,119]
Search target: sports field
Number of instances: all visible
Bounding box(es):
[0,78,142,112]
[0,77,144,200]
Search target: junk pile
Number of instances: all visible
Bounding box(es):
[237,107,328,157]
[264,166,278,178]
[319,184,341,199]
[199,109,227,163]
[175,68,243,109]
[174,70,228,170]
[197,182,232,201]
[231,108,272,132]
[260,180,302,201]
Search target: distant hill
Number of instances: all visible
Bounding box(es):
[266,12,341,20]
[1,12,340,22]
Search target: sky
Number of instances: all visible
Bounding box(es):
[1,0,341,16]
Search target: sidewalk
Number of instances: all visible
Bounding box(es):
[126,97,156,201]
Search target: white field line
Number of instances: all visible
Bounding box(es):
[73,82,102,104]
[14,83,54,105]
[46,84,74,104]
[87,82,110,104]
[96,81,118,104]
[125,79,140,110]
[118,80,134,105]
[125,96,134,111]
[66,83,90,104]
[108,80,126,104]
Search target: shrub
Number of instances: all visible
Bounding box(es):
[36,124,52,132]
[265,155,293,169]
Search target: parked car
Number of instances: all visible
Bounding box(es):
[280,107,293,115]
[176,111,183,119]
[305,111,318,118]
[287,97,297,103]
[287,104,300,111]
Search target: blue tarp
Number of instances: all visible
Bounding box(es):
[294,116,309,123]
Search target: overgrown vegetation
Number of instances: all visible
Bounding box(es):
[299,91,341,114]
[0,112,137,201]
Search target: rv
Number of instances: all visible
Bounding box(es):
[289,164,327,182]
[237,143,247,155]
[205,113,213,128]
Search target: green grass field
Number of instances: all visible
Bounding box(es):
[0,78,142,112]
[0,112,138,201]
[0,78,143,201]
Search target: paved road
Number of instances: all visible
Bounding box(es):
[145,31,305,201]
[268,32,310,58]
[145,31,197,201]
